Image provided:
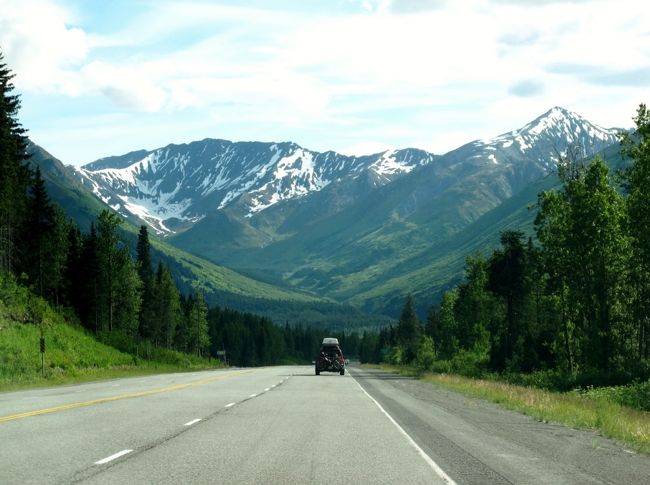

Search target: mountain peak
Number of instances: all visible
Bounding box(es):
[522,106,614,137]
[485,106,618,153]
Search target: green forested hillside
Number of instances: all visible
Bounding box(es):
[358,105,649,394]
[27,143,381,327]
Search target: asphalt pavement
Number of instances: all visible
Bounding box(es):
[1,365,649,484]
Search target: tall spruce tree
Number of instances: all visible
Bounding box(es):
[488,231,529,371]
[397,293,421,363]
[187,289,209,357]
[136,225,156,340]
[113,246,141,337]
[20,167,67,301]
[155,262,182,348]
[79,223,101,332]
[0,51,31,272]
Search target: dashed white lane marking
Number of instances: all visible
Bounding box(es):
[350,372,458,485]
[225,402,236,408]
[184,418,201,426]
[95,449,133,465]
[264,388,270,392]
[249,394,257,398]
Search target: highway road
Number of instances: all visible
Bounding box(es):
[1,365,649,484]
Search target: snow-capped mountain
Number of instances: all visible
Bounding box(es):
[74,141,435,234]
[444,106,619,171]
[73,107,620,237]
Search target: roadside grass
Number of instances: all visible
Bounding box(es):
[0,320,219,392]
[370,364,650,455]
[0,274,220,393]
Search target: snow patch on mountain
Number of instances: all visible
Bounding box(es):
[72,106,620,237]
[369,150,414,176]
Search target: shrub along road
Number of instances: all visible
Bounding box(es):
[1,366,649,484]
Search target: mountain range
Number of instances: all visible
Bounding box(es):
[37,107,624,319]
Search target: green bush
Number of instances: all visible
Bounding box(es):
[415,336,436,371]
[573,380,650,412]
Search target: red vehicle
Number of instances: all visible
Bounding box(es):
[315,338,345,375]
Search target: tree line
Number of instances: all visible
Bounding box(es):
[359,105,650,388]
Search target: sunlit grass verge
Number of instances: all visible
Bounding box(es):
[370,364,650,455]
[0,320,220,392]
[0,273,222,393]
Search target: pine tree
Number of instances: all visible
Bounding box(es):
[186,289,209,357]
[136,225,156,340]
[62,224,83,309]
[78,223,101,332]
[96,210,123,332]
[113,246,141,338]
[427,290,458,360]
[454,255,493,352]
[155,262,182,348]
[0,51,31,272]
[20,167,67,301]
[397,293,421,363]
[487,231,529,371]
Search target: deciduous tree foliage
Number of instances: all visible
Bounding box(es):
[360,104,650,388]
[622,104,650,360]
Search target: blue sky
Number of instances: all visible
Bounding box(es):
[1,0,649,166]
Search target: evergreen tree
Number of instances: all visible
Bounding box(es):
[427,290,458,360]
[96,215,142,337]
[78,223,101,333]
[487,231,529,371]
[136,225,156,340]
[155,262,182,348]
[113,246,142,337]
[397,293,421,363]
[0,51,30,273]
[453,255,493,352]
[19,167,69,302]
[62,224,83,309]
[186,289,209,357]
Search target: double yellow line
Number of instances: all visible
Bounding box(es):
[0,370,252,424]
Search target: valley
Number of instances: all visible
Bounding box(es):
[46,107,624,318]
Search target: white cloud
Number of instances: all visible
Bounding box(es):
[0,0,88,93]
[4,0,650,163]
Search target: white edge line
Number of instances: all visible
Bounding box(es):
[95,449,133,465]
[350,372,458,485]
[225,402,236,408]
[184,418,201,426]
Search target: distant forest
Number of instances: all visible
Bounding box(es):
[359,104,650,388]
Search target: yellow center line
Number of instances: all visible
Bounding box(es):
[0,369,253,424]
